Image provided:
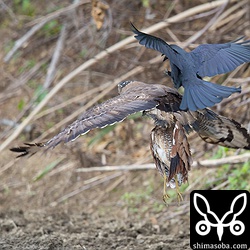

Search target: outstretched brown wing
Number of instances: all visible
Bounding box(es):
[146,105,250,150]
[191,109,250,149]
[10,81,182,157]
[44,81,183,149]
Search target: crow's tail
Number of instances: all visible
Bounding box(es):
[180,80,241,111]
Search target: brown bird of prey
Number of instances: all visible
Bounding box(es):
[10,81,250,201]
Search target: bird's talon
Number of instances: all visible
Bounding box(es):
[176,191,183,205]
[174,176,183,205]
[162,173,170,204]
[162,193,170,204]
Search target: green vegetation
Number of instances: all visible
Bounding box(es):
[141,0,150,8]
[17,99,25,111]
[80,48,88,58]
[18,59,36,74]
[228,161,250,190]
[14,0,35,16]
[200,147,250,191]
[33,158,64,181]
[33,85,48,104]
[211,146,229,159]
[41,20,61,37]
[3,40,15,53]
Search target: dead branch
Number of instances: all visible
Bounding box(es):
[33,80,109,121]
[0,59,48,104]
[34,59,157,135]
[75,152,250,172]
[76,164,155,172]
[26,0,90,27]
[4,19,47,62]
[0,0,17,22]
[183,1,227,47]
[43,24,67,89]
[50,172,122,206]
[209,0,248,31]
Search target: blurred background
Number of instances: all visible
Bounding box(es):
[0,0,249,249]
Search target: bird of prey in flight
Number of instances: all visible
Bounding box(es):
[10,81,250,201]
[131,23,250,111]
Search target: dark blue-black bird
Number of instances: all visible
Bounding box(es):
[131,23,250,111]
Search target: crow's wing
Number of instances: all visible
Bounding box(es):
[190,39,250,77]
[131,23,179,62]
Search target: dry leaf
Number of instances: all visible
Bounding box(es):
[91,0,109,30]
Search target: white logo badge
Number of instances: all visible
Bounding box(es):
[193,193,246,241]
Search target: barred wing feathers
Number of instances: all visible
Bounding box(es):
[45,94,160,149]
[193,110,250,150]
[10,81,179,157]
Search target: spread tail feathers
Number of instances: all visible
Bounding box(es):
[180,80,241,111]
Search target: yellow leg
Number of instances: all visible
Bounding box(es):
[175,176,183,204]
[162,173,170,204]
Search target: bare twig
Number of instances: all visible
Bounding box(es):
[209,0,248,31]
[185,169,215,191]
[0,119,34,140]
[0,59,48,103]
[0,0,17,22]
[33,81,109,121]
[212,180,230,190]
[230,77,250,84]
[50,172,122,206]
[0,160,16,176]
[132,0,238,35]
[76,164,155,172]
[26,0,90,27]
[183,1,228,47]
[4,19,48,62]
[75,152,250,172]
[43,24,67,89]
[218,87,250,106]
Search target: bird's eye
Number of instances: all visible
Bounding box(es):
[118,80,131,89]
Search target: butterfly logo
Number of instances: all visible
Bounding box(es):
[193,193,247,241]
